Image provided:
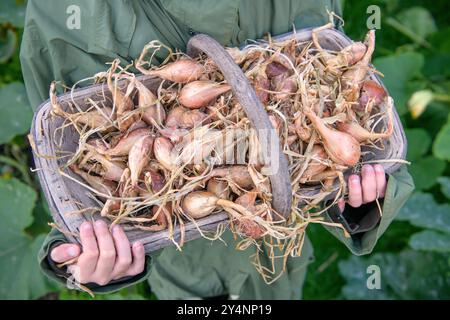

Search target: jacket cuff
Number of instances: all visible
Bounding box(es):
[322,165,415,256]
[38,228,157,295]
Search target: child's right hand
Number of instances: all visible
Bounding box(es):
[50,220,146,286]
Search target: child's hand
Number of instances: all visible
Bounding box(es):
[50,220,145,286]
[338,164,387,212]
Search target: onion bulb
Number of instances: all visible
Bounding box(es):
[179,81,231,109]
[210,165,254,190]
[144,59,204,83]
[207,178,230,199]
[104,128,151,157]
[153,137,178,170]
[128,135,154,185]
[305,110,361,166]
[300,145,329,183]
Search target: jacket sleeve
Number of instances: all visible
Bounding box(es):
[322,165,415,255]
[39,228,158,294]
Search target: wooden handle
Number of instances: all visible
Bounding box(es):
[187,34,292,218]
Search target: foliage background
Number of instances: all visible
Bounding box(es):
[0,0,449,300]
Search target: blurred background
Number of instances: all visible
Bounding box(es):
[0,0,449,300]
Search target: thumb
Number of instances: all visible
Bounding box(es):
[50,243,81,263]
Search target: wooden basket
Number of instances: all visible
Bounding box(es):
[30,28,406,253]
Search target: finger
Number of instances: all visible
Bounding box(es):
[76,222,99,281]
[111,225,133,279]
[50,243,81,263]
[374,164,387,198]
[337,198,346,213]
[361,165,376,203]
[125,241,145,277]
[348,174,362,207]
[92,220,116,285]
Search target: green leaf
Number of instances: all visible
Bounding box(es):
[438,177,450,199]
[404,128,431,161]
[409,156,446,190]
[373,52,424,115]
[339,250,450,300]
[0,28,17,63]
[0,82,33,144]
[396,7,437,40]
[433,119,450,161]
[0,178,56,299]
[397,192,450,234]
[0,0,26,28]
[409,230,450,253]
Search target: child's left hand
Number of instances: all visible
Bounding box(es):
[338,164,387,212]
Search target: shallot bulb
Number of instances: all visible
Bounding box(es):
[166,106,209,129]
[69,164,117,196]
[358,80,387,111]
[207,178,230,199]
[341,30,376,102]
[107,60,137,131]
[265,61,289,78]
[210,165,254,190]
[179,81,231,109]
[128,135,154,186]
[272,74,297,102]
[50,84,113,129]
[300,145,329,183]
[89,153,126,181]
[104,128,151,157]
[142,59,204,83]
[153,137,178,170]
[305,110,361,166]
[134,79,166,126]
[337,98,394,142]
[181,191,251,219]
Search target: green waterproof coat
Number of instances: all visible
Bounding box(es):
[20,0,415,299]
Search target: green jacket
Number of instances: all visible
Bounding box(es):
[21,0,414,299]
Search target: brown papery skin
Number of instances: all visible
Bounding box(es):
[341,30,376,102]
[305,110,361,166]
[234,191,265,239]
[265,61,289,78]
[69,164,117,195]
[105,128,151,157]
[128,135,154,186]
[166,106,209,129]
[147,59,204,83]
[182,191,219,219]
[153,137,177,170]
[300,144,329,183]
[358,80,387,110]
[207,178,230,199]
[272,74,297,102]
[179,81,231,109]
[210,165,254,190]
[336,103,394,142]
